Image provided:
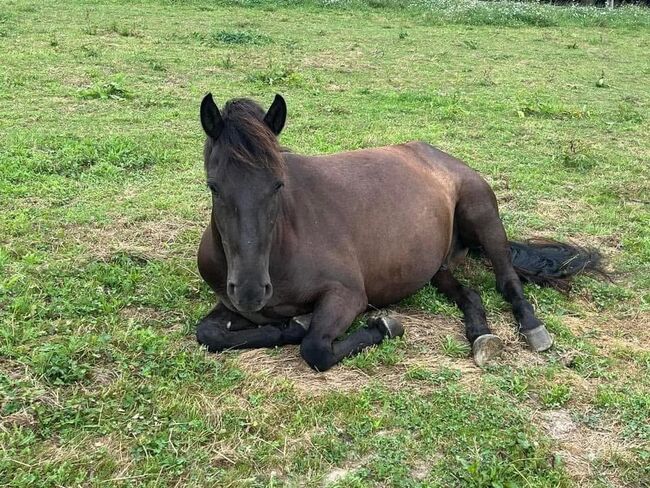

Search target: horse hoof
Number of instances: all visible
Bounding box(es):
[521,325,553,352]
[472,334,504,368]
[290,314,312,331]
[370,316,404,339]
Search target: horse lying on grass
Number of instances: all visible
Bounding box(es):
[195,93,601,371]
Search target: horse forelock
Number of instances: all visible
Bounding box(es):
[205,98,284,175]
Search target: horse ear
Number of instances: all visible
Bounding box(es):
[200,93,224,139]
[264,94,287,135]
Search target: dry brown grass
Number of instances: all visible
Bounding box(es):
[563,311,650,352]
[232,309,546,396]
[540,409,644,487]
[62,216,202,261]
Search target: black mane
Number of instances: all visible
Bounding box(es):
[204,98,284,173]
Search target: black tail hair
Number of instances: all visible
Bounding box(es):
[508,239,605,291]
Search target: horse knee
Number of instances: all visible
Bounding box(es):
[196,322,227,352]
[300,338,335,372]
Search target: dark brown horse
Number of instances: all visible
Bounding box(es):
[195,94,600,371]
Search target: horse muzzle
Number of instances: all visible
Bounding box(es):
[227,280,273,313]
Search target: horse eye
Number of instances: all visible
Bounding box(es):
[274,181,284,192]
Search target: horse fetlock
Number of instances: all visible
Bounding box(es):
[472,334,504,368]
[520,325,553,352]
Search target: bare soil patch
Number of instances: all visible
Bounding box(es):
[540,409,643,487]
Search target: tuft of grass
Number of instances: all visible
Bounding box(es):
[0,12,14,37]
[558,139,600,171]
[462,39,478,50]
[247,63,304,86]
[516,94,588,120]
[405,366,462,385]
[217,55,235,69]
[78,78,131,100]
[109,21,142,38]
[343,336,406,370]
[486,371,530,400]
[2,135,172,179]
[616,99,645,123]
[82,24,97,35]
[197,29,272,46]
[595,386,650,440]
[30,340,94,385]
[147,59,166,72]
[540,384,572,408]
[440,335,471,359]
[80,44,100,58]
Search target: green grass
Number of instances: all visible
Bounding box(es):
[1,0,649,486]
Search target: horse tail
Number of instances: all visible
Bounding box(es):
[507,239,605,291]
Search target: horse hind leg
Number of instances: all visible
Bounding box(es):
[455,182,553,352]
[431,268,503,367]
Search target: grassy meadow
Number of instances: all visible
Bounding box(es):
[1,0,649,486]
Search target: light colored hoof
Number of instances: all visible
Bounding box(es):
[472,334,504,367]
[521,325,553,352]
[290,314,312,331]
[370,316,404,339]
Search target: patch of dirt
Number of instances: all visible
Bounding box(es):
[209,442,239,469]
[119,306,168,324]
[540,409,642,487]
[409,459,433,482]
[321,453,373,487]
[0,358,31,382]
[323,468,352,486]
[0,410,37,430]
[541,410,578,440]
[88,367,121,388]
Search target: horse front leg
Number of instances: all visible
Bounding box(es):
[299,287,404,372]
[196,302,308,352]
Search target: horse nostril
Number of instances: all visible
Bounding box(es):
[264,283,272,297]
[227,282,236,295]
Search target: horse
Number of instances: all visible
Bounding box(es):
[195,93,601,371]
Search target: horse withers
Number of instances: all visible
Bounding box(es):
[195,93,600,371]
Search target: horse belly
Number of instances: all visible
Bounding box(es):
[361,202,453,307]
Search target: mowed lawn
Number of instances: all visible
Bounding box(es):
[1,0,649,486]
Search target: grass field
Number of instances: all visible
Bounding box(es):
[1,0,649,486]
